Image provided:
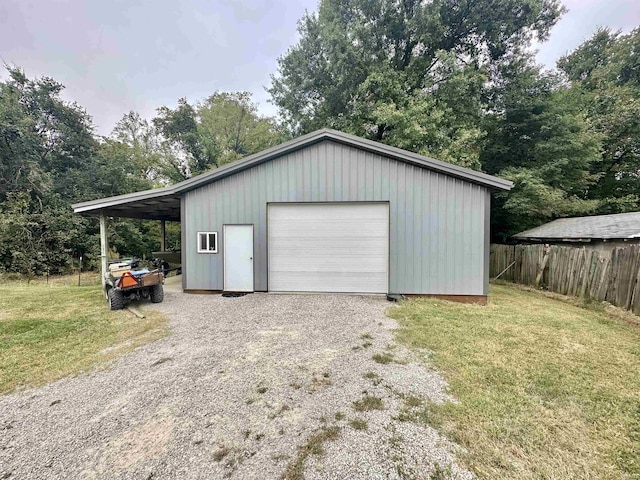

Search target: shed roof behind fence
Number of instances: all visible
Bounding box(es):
[513,212,640,241]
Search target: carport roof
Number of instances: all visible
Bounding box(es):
[73,190,181,221]
[73,128,513,219]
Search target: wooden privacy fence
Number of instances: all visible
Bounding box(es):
[490,243,640,315]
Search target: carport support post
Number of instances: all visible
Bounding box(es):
[160,219,166,252]
[99,212,109,290]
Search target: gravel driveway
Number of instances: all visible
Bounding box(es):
[0,291,472,480]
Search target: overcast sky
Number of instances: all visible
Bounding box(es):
[1,0,638,136]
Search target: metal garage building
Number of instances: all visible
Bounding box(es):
[73,129,512,303]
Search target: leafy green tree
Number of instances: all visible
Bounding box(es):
[94,139,155,197]
[481,57,601,236]
[0,67,169,275]
[153,98,211,181]
[558,28,640,213]
[109,111,172,184]
[268,0,610,237]
[269,0,564,167]
[0,192,97,276]
[0,66,286,275]
[0,67,102,274]
[198,92,286,166]
[4,68,100,203]
[154,93,285,179]
[0,76,48,203]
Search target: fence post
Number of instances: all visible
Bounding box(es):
[535,244,550,287]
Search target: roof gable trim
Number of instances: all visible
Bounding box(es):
[73,128,512,213]
[172,129,513,193]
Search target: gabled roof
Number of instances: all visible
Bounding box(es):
[513,212,640,241]
[73,128,513,218]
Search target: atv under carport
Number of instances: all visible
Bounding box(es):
[105,259,165,310]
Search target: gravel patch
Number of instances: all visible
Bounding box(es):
[0,292,473,479]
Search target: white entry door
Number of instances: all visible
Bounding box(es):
[268,203,389,293]
[224,225,254,292]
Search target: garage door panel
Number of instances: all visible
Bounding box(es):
[269,222,387,237]
[269,238,388,251]
[270,251,387,267]
[268,271,388,293]
[270,259,387,272]
[268,203,389,293]
[271,210,387,220]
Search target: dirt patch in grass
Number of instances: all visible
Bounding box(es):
[389,283,640,480]
[0,283,168,394]
[282,425,340,480]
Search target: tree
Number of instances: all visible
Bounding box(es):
[154,93,285,179]
[558,28,640,214]
[0,192,96,276]
[0,74,48,203]
[0,67,171,274]
[198,92,286,166]
[269,0,564,167]
[0,67,103,274]
[481,57,601,236]
[153,98,211,181]
[109,111,170,184]
[3,68,100,203]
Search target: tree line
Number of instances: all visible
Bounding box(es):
[1,0,639,275]
[0,80,285,275]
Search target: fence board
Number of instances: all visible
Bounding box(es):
[490,243,640,315]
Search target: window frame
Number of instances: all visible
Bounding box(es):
[197,231,218,254]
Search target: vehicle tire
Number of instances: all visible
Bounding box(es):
[151,284,164,303]
[108,288,125,311]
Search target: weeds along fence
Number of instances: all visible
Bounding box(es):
[490,243,640,315]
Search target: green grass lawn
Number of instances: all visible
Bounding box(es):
[0,276,168,394]
[389,284,640,480]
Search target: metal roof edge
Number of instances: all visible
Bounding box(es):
[72,185,177,213]
[321,129,513,190]
[173,128,512,193]
[172,129,329,193]
[72,128,513,213]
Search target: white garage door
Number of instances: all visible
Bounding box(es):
[268,203,389,293]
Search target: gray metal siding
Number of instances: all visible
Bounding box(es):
[483,190,491,295]
[183,139,490,295]
[180,195,187,290]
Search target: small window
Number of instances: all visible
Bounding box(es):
[197,232,218,253]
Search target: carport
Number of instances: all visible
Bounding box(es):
[72,188,182,288]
